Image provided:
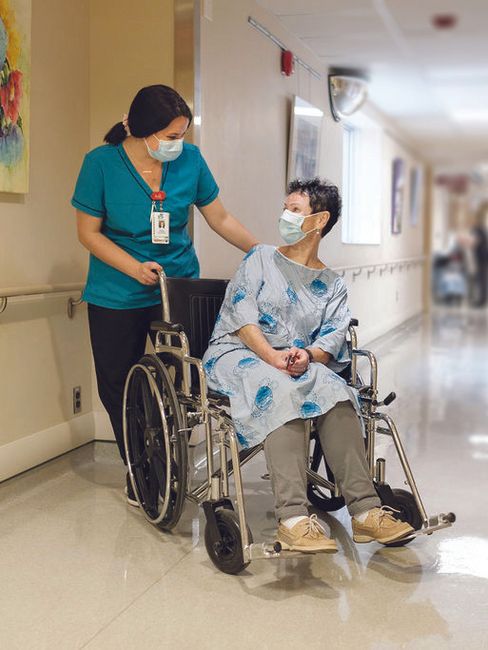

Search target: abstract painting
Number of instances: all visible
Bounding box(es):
[409,166,423,227]
[0,0,30,193]
[391,157,405,234]
[287,96,323,185]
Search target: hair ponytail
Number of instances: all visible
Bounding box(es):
[103,85,192,145]
[103,122,128,145]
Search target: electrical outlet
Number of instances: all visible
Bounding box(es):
[73,386,82,414]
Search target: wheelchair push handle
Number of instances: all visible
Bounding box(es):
[150,320,185,333]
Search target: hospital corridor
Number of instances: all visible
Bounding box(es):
[1,1,487,649]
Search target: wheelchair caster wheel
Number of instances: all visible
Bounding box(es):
[383,488,423,548]
[204,510,253,575]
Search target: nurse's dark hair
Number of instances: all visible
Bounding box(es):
[287,177,341,238]
[103,84,192,145]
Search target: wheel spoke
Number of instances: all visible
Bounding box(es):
[135,407,146,434]
[132,447,148,469]
[146,461,161,511]
[140,376,154,426]
[152,452,167,485]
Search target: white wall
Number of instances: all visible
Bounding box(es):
[0,0,94,482]
[0,0,176,481]
[0,0,429,481]
[196,0,427,344]
[87,0,175,440]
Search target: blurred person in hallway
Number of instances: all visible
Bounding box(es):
[459,202,488,307]
[470,202,488,307]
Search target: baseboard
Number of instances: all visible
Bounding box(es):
[361,309,423,347]
[92,410,115,442]
[0,413,95,482]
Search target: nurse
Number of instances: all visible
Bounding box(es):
[72,84,258,503]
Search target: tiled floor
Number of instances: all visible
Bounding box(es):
[1,308,487,649]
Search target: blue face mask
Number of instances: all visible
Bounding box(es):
[145,135,184,162]
[279,209,316,245]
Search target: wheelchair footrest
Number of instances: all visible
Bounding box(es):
[399,512,456,541]
[244,541,313,562]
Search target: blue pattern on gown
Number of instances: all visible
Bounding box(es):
[202,245,359,448]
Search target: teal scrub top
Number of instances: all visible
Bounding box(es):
[71,142,219,309]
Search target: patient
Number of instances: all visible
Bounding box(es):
[202,178,413,552]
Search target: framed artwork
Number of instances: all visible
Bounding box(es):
[409,166,423,227]
[391,157,405,234]
[0,0,31,193]
[287,95,323,184]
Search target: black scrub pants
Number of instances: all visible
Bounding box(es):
[88,303,161,463]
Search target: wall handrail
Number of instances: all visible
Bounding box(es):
[0,283,84,318]
[0,254,427,316]
[332,255,425,275]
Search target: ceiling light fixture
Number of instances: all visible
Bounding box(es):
[450,109,488,123]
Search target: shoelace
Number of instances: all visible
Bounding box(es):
[375,505,402,524]
[304,514,326,538]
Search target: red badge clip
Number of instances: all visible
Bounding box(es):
[151,191,166,202]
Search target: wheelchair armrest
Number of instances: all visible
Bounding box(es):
[150,320,185,333]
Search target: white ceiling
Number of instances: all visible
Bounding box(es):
[257,0,488,168]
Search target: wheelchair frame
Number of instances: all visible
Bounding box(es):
[123,271,455,574]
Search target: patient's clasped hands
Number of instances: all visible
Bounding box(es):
[268,347,309,377]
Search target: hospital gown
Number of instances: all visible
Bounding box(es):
[202,245,359,448]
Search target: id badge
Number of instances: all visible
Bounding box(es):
[151,204,170,244]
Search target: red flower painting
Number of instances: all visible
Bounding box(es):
[0,67,22,123]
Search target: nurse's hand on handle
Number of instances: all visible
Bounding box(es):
[136,261,162,285]
[77,211,165,287]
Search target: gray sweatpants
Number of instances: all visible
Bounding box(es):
[264,400,381,521]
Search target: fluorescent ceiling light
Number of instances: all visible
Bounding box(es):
[428,67,488,82]
[450,110,488,123]
[469,434,488,444]
[294,106,324,117]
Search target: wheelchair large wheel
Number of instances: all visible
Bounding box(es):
[307,436,346,512]
[382,488,423,548]
[204,510,253,575]
[124,354,187,531]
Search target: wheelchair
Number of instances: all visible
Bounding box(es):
[123,271,456,574]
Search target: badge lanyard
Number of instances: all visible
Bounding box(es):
[116,148,171,245]
[150,162,170,245]
[150,190,170,244]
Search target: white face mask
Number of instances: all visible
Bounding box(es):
[279,209,316,244]
[145,135,184,162]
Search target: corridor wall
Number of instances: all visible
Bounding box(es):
[195,0,427,345]
[0,0,175,481]
[0,0,93,482]
[87,0,175,440]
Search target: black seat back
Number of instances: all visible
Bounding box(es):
[166,278,229,359]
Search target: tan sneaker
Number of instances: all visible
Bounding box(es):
[352,507,414,544]
[277,514,338,553]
